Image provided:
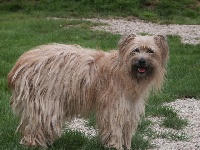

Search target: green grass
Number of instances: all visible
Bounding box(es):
[0,12,200,149]
[0,0,200,24]
[162,116,188,130]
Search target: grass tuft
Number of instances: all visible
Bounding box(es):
[162,117,188,130]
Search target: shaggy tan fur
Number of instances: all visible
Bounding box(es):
[8,34,169,150]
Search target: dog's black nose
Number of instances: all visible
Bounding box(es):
[138,58,146,66]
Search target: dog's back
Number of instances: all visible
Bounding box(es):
[8,44,95,87]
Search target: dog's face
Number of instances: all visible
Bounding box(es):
[118,34,169,81]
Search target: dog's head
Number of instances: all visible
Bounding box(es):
[118,34,169,81]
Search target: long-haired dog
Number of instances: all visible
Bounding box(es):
[8,34,169,149]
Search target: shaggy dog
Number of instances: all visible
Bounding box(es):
[8,34,169,150]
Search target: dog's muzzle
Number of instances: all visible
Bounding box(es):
[137,58,147,74]
[132,58,154,79]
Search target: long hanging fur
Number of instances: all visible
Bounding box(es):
[8,34,169,149]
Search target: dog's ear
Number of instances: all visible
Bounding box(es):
[118,34,137,53]
[154,35,169,66]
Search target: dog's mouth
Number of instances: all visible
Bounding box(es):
[137,67,146,74]
[135,66,153,79]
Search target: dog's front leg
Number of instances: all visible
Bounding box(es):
[97,98,125,150]
[123,98,146,150]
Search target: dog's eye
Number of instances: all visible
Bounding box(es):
[147,48,154,54]
[131,48,140,55]
[133,48,140,53]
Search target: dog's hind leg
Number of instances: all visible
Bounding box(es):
[18,104,64,147]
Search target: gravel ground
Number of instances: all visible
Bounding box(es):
[85,18,200,45]
[149,98,200,150]
[65,18,200,149]
[66,118,96,138]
